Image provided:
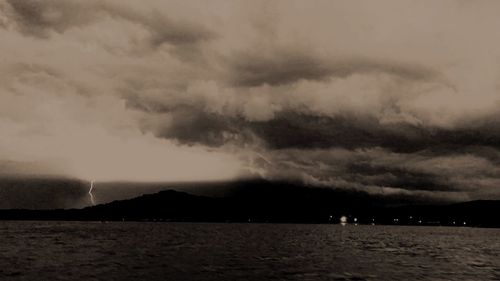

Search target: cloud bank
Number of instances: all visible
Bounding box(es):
[1,0,500,200]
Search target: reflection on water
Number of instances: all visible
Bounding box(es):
[1,221,500,280]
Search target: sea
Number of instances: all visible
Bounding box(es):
[0,221,499,281]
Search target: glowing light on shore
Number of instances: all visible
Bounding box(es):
[340,216,347,225]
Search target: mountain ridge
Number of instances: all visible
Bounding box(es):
[0,185,499,227]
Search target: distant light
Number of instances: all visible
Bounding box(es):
[463,222,466,225]
[340,216,347,224]
[354,218,358,223]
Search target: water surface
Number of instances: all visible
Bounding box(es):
[1,221,499,280]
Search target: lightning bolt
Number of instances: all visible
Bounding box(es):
[255,152,272,165]
[245,152,272,177]
[89,180,96,206]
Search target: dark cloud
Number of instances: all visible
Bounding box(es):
[228,49,440,87]
[5,0,215,47]
[3,0,500,204]
[0,176,90,209]
[5,0,98,37]
[153,109,242,147]
[131,102,500,154]
[345,163,453,192]
[250,113,500,152]
[145,11,215,47]
[252,146,500,200]
[120,39,500,201]
[126,92,500,199]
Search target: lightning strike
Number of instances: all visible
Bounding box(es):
[89,180,96,206]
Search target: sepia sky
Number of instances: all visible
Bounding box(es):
[1,0,500,201]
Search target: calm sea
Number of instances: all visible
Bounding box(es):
[0,221,499,280]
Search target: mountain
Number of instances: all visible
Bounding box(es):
[0,177,454,210]
[0,180,500,227]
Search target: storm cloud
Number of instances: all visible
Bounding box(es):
[1,0,500,201]
[4,0,215,51]
[227,50,441,87]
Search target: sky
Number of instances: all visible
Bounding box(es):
[1,0,500,202]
